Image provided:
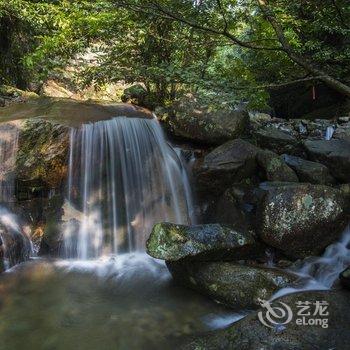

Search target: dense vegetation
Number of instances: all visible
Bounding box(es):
[1,0,349,108]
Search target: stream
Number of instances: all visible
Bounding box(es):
[0,112,349,350]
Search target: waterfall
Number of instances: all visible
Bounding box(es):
[325,126,335,140]
[0,122,19,203]
[0,122,32,270]
[294,226,350,289]
[63,116,194,259]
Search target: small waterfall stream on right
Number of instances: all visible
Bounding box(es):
[273,226,350,299]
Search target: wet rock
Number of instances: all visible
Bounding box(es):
[333,121,350,142]
[340,267,350,290]
[16,119,70,189]
[195,139,259,194]
[168,261,297,310]
[254,127,301,155]
[203,186,253,231]
[146,222,257,262]
[338,184,350,214]
[181,290,350,350]
[0,223,31,269]
[0,97,153,126]
[257,150,298,182]
[168,95,249,145]
[304,139,350,183]
[258,183,348,259]
[282,154,335,185]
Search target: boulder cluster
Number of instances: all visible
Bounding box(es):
[149,97,350,348]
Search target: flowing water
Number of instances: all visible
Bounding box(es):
[273,226,350,299]
[0,122,32,270]
[0,115,234,349]
[63,117,194,259]
[0,114,349,349]
[0,254,238,350]
[325,125,335,140]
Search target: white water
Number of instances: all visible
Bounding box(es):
[325,126,335,140]
[273,226,350,299]
[0,122,32,269]
[0,122,19,203]
[63,116,194,259]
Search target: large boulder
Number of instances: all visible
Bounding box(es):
[257,183,348,259]
[257,150,299,182]
[195,139,259,194]
[304,139,350,183]
[254,127,301,155]
[282,154,335,185]
[168,261,297,309]
[168,95,249,145]
[181,290,350,350]
[146,223,258,262]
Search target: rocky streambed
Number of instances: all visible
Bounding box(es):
[0,93,349,349]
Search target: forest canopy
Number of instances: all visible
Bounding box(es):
[0,0,349,109]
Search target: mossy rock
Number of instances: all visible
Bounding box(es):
[258,182,348,259]
[147,222,259,262]
[181,290,350,350]
[0,85,38,108]
[168,261,297,310]
[16,118,70,189]
[257,150,299,182]
[167,94,249,145]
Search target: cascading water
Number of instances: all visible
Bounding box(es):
[273,226,350,299]
[0,122,32,269]
[0,122,19,203]
[63,116,194,259]
[325,125,335,140]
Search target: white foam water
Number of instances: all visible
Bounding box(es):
[273,226,350,299]
[325,125,335,140]
[63,116,194,259]
[0,206,32,269]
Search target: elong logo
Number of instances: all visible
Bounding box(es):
[257,298,329,330]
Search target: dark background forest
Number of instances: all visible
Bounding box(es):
[1,0,349,118]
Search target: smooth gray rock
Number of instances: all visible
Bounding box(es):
[255,127,301,155]
[195,139,259,194]
[282,154,334,185]
[304,139,350,182]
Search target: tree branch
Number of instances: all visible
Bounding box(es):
[114,0,283,51]
[257,0,350,97]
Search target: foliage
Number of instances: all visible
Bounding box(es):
[1,0,349,108]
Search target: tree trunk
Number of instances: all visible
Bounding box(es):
[258,0,350,98]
